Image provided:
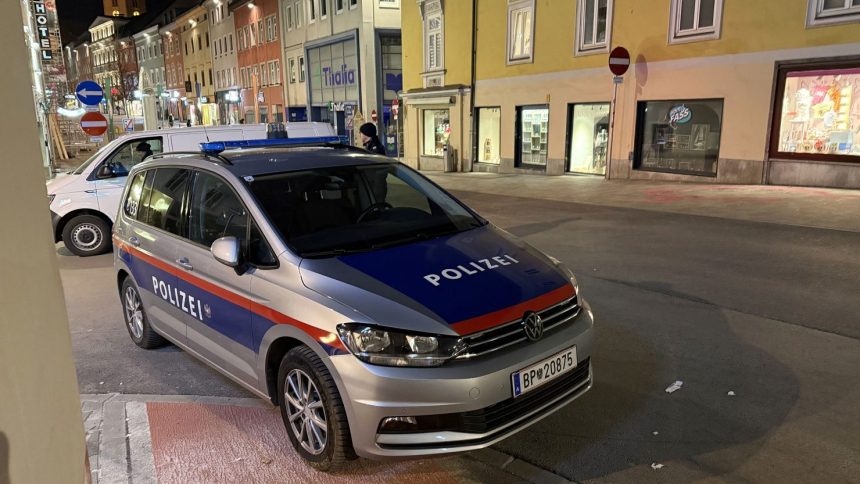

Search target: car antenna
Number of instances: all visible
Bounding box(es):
[202,121,211,143]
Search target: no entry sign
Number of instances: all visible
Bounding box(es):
[81,111,108,136]
[608,46,630,76]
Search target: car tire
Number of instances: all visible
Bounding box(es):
[62,214,112,256]
[120,276,166,349]
[277,346,356,471]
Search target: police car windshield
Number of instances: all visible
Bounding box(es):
[246,163,485,257]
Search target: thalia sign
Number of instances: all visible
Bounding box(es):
[323,64,356,87]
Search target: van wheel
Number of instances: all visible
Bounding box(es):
[62,215,112,256]
[121,277,166,349]
[277,346,356,471]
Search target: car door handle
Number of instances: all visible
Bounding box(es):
[175,257,193,271]
[128,236,140,247]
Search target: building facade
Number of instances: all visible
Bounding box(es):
[88,16,127,114]
[161,19,187,122]
[178,4,216,125]
[117,36,140,118]
[402,0,860,189]
[279,0,402,144]
[103,0,146,18]
[133,25,166,129]
[233,0,284,124]
[207,0,240,124]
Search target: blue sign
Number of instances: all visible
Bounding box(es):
[668,104,692,128]
[75,80,104,106]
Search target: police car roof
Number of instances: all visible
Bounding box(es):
[217,147,392,177]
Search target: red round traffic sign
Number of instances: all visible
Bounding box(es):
[81,111,108,136]
[608,46,631,76]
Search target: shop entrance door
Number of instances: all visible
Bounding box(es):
[566,103,610,175]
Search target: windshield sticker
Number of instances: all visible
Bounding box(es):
[424,255,519,287]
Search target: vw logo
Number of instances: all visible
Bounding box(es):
[522,311,544,342]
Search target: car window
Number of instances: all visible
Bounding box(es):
[105,137,164,176]
[188,172,248,248]
[249,218,277,267]
[123,171,147,219]
[246,163,483,257]
[142,168,190,235]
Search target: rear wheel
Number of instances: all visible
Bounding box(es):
[121,277,166,349]
[277,346,356,471]
[62,214,112,256]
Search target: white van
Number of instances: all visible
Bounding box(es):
[47,122,336,256]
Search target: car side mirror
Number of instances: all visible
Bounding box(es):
[211,236,240,267]
[96,165,113,179]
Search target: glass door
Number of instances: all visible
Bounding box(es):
[567,103,610,175]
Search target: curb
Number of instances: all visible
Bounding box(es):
[81,393,573,483]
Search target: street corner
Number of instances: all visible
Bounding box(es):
[83,395,530,484]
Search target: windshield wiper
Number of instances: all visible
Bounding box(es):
[301,247,373,258]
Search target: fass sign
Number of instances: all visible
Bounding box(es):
[668,104,692,128]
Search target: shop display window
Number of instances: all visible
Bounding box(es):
[634,99,723,177]
[774,66,860,160]
[516,106,549,166]
[567,103,610,174]
[477,107,501,164]
[423,109,450,157]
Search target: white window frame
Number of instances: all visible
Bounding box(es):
[419,0,444,82]
[266,15,277,41]
[320,0,328,18]
[309,0,317,23]
[289,57,296,83]
[506,0,535,65]
[379,0,399,8]
[295,1,303,27]
[349,0,358,10]
[286,5,294,30]
[336,0,344,13]
[806,0,860,27]
[575,0,612,56]
[299,56,305,82]
[260,62,268,86]
[668,0,723,45]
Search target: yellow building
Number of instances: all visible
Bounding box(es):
[402,0,860,189]
[178,5,217,126]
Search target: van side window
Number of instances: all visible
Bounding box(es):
[105,137,164,176]
[249,219,277,267]
[188,172,248,247]
[142,168,190,235]
[123,171,147,219]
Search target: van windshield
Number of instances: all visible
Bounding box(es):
[246,163,485,258]
[71,144,111,175]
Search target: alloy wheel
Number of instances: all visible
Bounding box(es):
[284,369,328,455]
[124,286,144,339]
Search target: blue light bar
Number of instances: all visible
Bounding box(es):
[200,136,343,154]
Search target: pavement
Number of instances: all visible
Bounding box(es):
[61,173,860,483]
[80,394,558,484]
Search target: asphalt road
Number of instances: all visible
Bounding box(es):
[59,190,860,482]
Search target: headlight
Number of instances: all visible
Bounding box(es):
[337,323,467,367]
[48,194,55,205]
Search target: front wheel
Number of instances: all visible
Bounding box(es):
[62,214,112,256]
[120,277,166,349]
[277,346,356,471]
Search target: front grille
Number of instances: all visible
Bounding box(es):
[457,295,580,359]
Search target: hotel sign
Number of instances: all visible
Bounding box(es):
[32,1,52,60]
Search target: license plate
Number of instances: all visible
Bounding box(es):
[511,346,577,398]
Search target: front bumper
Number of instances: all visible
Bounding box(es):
[330,298,595,459]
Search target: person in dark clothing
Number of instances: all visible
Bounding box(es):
[359,122,387,156]
[135,141,153,160]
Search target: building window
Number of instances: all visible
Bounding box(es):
[669,0,723,44]
[258,20,264,43]
[380,0,399,7]
[321,0,328,18]
[567,103,610,174]
[269,61,279,84]
[260,63,268,86]
[298,56,305,82]
[420,0,444,80]
[634,99,723,176]
[287,5,294,29]
[771,61,860,163]
[295,1,303,26]
[309,0,316,22]
[807,0,860,26]
[267,15,277,41]
[423,109,450,157]
[249,25,256,46]
[350,0,358,8]
[289,57,296,83]
[516,105,549,166]
[507,0,534,64]
[336,0,344,12]
[476,107,501,164]
[575,0,612,55]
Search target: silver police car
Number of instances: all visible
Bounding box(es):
[113,137,594,470]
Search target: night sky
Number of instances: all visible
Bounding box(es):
[56,0,174,45]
